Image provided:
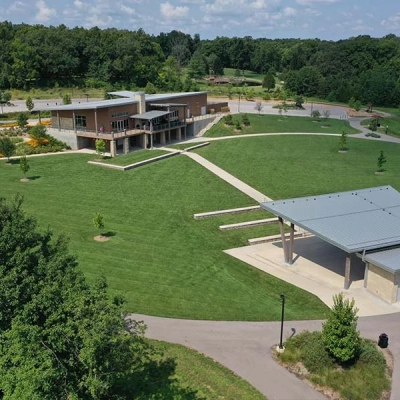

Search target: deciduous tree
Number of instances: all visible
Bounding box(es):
[322,293,360,363]
[0,137,16,162]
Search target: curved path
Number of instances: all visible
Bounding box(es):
[130,312,400,400]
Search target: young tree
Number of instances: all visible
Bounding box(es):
[62,93,72,105]
[17,112,28,130]
[322,110,331,119]
[339,131,348,151]
[0,90,11,114]
[95,139,106,158]
[93,212,105,237]
[0,137,16,162]
[224,114,233,125]
[377,150,387,172]
[295,96,304,108]
[254,101,263,114]
[19,156,30,178]
[322,293,360,363]
[369,117,378,133]
[262,72,275,91]
[311,109,321,119]
[25,95,35,112]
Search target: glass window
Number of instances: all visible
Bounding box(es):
[75,115,87,128]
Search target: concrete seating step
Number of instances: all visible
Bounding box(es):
[194,205,260,219]
[219,217,278,230]
[248,231,305,245]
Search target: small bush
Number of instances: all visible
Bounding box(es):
[224,114,233,125]
[220,106,230,113]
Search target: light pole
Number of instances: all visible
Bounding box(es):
[279,294,285,350]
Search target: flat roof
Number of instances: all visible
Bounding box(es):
[261,186,400,253]
[35,91,207,112]
[365,247,400,273]
[131,110,170,120]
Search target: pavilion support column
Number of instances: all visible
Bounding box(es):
[344,253,351,290]
[57,111,60,131]
[288,223,295,265]
[160,132,166,145]
[150,134,154,148]
[72,110,76,132]
[142,134,147,149]
[278,217,289,264]
[177,127,182,141]
[110,140,116,158]
[94,110,98,134]
[123,137,129,154]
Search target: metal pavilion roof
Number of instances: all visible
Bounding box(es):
[260,186,400,254]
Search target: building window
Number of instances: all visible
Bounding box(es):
[75,115,87,128]
[111,111,129,118]
[111,119,129,131]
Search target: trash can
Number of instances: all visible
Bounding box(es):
[378,333,388,348]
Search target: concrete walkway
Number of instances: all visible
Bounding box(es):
[183,151,271,203]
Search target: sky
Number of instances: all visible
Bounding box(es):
[0,0,399,41]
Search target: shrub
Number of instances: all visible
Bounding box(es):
[311,110,321,119]
[220,106,230,113]
[241,114,250,126]
[322,293,361,364]
[234,119,242,130]
[224,114,233,125]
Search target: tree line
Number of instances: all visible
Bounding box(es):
[1,21,400,106]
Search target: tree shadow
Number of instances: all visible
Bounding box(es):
[27,175,41,180]
[102,231,117,237]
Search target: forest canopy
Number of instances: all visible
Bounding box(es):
[1,21,400,106]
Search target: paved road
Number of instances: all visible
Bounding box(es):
[131,312,400,400]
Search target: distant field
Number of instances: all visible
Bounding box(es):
[10,87,104,101]
[205,113,360,137]
[223,68,264,83]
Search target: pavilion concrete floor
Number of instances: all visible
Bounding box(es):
[225,235,400,317]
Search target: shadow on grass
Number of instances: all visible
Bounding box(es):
[102,231,117,237]
[27,175,41,180]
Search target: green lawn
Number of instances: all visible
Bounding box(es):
[205,114,360,137]
[223,68,264,83]
[148,340,265,400]
[0,153,328,321]
[195,135,400,199]
[100,149,169,166]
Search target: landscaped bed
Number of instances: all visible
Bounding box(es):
[205,113,360,137]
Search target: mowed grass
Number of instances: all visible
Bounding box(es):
[101,149,169,166]
[205,114,360,137]
[195,135,400,199]
[149,340,265,400]
[0,153,329,321]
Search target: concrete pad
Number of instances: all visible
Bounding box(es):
[225,236,400,317]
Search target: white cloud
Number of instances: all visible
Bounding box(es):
[7,1,25,13]
[296,0,339,5]
[380,13,400,29]
[74,0,84,8]
[121,4,135,15]
[160,2,189,18]
[283,7,297,16]
[35,0,56,23]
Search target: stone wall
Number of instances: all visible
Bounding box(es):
[186,116,217,136]
[366,263,397,303]
[47,128,78,150]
